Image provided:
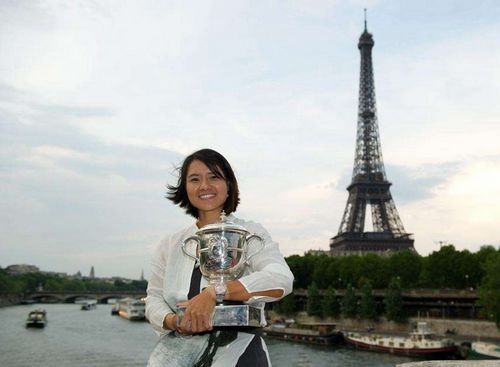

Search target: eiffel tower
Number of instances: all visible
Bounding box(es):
[330,16,415,256]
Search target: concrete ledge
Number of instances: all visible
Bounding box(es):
[397,362,499,367]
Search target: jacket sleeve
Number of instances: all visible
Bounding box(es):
[145,236,173,336]
[237,222,294,303]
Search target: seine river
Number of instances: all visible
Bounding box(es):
[0,304,416,367]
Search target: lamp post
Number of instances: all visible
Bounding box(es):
[465,274,469,290]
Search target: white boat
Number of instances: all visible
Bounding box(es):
[26,309,47,328]
[117,297,146,321]
[470,342,500,359]
[80,300,97,311]
[344,321,458,358]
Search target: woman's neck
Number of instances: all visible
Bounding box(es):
[196,210,222,228]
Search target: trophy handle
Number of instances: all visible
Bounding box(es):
[182,235,200,262]
[244,234,264,265]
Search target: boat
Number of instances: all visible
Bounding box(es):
[344,321,458,358]
[470,342,500,359]
[117,297,146,321]
[111,303,119,315]
[263,323,342,345]
[26,309,47,328]
[80,300,97,311]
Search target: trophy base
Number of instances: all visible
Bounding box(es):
[177,304,264,327]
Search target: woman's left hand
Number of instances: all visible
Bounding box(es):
[176,287,216,334]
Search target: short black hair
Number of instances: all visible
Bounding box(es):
[166,148,240,218]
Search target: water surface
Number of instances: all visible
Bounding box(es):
[0,304,415,366]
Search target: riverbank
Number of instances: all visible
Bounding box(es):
[271,312,500,341]
[0,294,23,307]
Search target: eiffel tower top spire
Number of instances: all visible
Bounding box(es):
[364,8,368,32]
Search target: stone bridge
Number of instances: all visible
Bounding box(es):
[23,291,146,304]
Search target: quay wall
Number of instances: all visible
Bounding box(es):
[285,312,500,340]
[0,294,22,307]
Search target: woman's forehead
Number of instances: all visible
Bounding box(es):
[187,159,223,175]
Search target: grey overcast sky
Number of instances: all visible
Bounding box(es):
[1,0,499,279]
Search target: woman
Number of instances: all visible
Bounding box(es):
[146,148,294,367]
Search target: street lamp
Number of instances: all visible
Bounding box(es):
[465,274,469,290]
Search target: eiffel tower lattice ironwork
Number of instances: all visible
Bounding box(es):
[330,18,415,256]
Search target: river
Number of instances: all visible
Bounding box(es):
[0,303,416,366]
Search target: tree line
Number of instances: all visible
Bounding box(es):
[274,244,500,326]
[0,269,147,294]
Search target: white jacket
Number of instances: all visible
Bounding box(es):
[145,214,294,335]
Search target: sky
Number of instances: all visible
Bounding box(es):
[1,0,499,279]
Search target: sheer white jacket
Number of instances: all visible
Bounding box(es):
[145,214,294,335]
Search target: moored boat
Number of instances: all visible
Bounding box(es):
[263,324,342,345]
[117,297,146,321]
[26,309,47,328]
[470,342,500,359]
[344,321,458,358]
[80,300,97,311]
[111,303,119,315]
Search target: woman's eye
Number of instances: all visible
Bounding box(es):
[188,177,199,183]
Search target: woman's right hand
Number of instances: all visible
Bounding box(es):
[176,286,216,335]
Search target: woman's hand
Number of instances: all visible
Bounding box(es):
[176,287,216,334]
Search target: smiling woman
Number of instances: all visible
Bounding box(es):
[145,148,294,367]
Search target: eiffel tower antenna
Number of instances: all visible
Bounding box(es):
[364,8,367,31]
[330,16,415,256]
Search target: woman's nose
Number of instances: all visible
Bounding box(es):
[199,177,210,189]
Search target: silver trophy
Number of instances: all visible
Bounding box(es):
[179,212,264,327]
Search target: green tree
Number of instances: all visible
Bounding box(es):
[419,244,471,288]
[62,279,86,292]
[358,254,390,289]
[286,254,317,289]
[338,257,363,289]
[478,251,500,327]
[307,282,322,317]
[44,278,63,292]
[312,255,333,289]
[385,277,405,322]
[274,294,297,316]
[359,282,377,320]
[341,283,357,318]
[322,286,340,317]
[388,250,422,288]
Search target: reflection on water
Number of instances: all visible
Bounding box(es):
[0,304,414,367]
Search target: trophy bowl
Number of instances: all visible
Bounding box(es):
[179,213,265,327]
[182,213,263,285]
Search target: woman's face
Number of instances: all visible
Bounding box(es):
[185,159,228,216]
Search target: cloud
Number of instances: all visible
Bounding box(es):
[1,1,500,277]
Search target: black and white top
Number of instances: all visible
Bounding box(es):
[145,214,294,366]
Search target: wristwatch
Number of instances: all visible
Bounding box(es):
[214,283,227,303]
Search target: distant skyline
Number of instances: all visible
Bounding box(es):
[1,1,499,279]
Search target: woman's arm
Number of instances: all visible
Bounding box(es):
[235,221,294,301]
[225,280,284,300]
[145,237,175,335]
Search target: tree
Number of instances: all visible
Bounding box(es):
[307,282,322,317]
[478,251,500,328]
[358,254,390,289]
[286,254,317,289]
[322,287,340,317]
[388,250,422,288]
[341,283,357,318]
[275,294,297,316]
[385,277,405,322]
[359,282,377,320]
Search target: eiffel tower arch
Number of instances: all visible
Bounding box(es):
[330,17,415,256]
